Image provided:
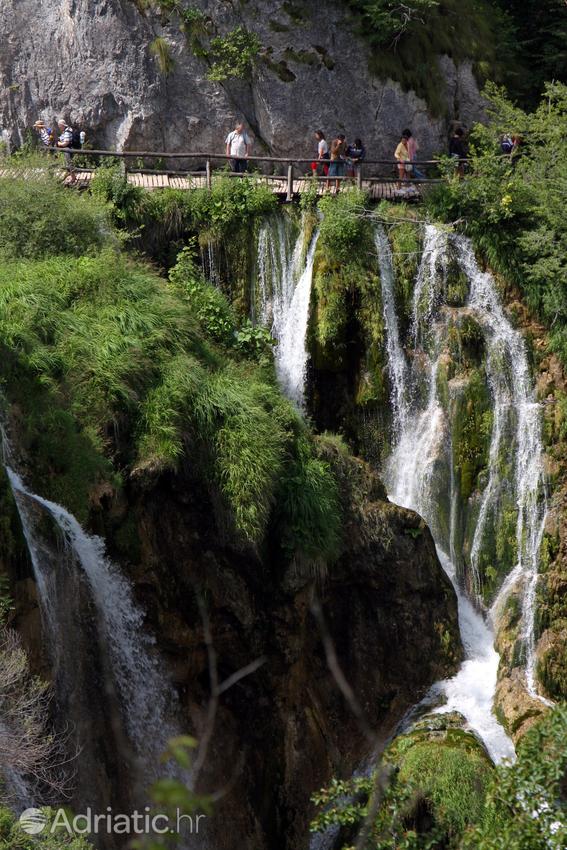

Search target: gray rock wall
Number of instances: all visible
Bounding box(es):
[0,0,484,161]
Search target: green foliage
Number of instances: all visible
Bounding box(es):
[0,177,342,553]
[132,2,262,82]
[110,178,277,268]
[233,319,276,362]
[345,0,514,114]
[206,26,262,82]
[169,243,276,361]
[349,0,439,44]
[276,434,341,563]
[318,190,370,263]
[451,369,491,500]
[493,0,567,106]
[170,245,237,344]
[463,706,567,849]
[426,83,567,370]
[0,177,110,260]
[177,6,211,56]
[90,164,144,224]
[311,721,493,849]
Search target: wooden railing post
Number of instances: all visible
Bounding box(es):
[120,157,127,178]
[356,162,363,190]
[286,163,293,202]
[206,158,212,190]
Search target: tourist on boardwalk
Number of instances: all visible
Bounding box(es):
[402,128,425,179]
[346,138,365,180]
[33,120,53,150]
[56,119,76,181]
[328,133,346,190]
[449,127,467,176]
[394,132,411,180]
[311,130,329,177]
[225,121,251,173]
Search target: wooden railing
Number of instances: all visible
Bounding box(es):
[47,146,454,200]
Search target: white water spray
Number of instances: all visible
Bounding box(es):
[256,215,319,408]
[456,239,548,701]
[5,466,175,766]
[382,224,549,759]
[375,226,409,429]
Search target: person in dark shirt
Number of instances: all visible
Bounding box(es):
[346,138,365,180]
[449,128,467,176]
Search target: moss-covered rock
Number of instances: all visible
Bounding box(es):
[536,626,567,701]
[384,712,494,846]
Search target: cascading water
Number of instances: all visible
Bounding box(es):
[6,467,175,764]
[375,226,409,430]
[255,214,319,408]
[378,223,549,761]
[456,238,549,702]
[0,422,179,811]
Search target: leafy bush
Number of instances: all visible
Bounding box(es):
[345,0,515,114]
[0,177,110,259]
[318,190,371,263]
[426,83,567,369]
[90,164,144,223]
[206,27,262,82]
[169,245,238,345]
[311,723,493,849]
[464,706,567,849]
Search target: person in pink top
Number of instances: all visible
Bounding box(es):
[402,128,426,179]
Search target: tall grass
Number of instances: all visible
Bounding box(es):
[0,176,111,260]
[0,179,342,557]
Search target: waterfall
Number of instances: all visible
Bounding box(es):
[411,224,448,345]
[256,214,319,409]
[200,240,221,287]
[456,239,548,702]
[7,468,174,758]
[382,224,549,760]
[1,445,177,800]
[375,226,409,430]
[0,716,34,809]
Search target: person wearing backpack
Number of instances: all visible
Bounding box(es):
[500,134,513,155]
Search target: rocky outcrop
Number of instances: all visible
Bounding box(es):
[0,0,484,159]
[4,443,461,850]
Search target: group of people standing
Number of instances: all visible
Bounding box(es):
[311,130,366,188]
[33,118,85,180]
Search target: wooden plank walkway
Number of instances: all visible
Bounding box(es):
[0,166,423,201]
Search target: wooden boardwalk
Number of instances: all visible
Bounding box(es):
[0,166,424,202]
[75,170,422,201]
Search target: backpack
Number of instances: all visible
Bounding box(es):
[71,128,83,149]
[501,137,513,154]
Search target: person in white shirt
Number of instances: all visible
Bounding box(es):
[310,130,329,177]
[225,122,251,173]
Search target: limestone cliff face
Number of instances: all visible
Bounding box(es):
[117,451,460,850]
[4,446,461,850]
[1,0,483,158]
